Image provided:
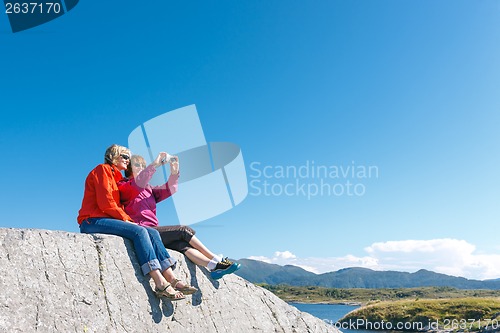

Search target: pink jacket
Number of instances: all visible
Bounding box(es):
[118,164,179,227]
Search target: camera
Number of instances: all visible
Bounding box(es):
[161,154,178,164]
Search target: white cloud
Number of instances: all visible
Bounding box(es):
[364,239,500,279]
[274,251,296,259]
[247,255,272,264]
[246,251,378,275]
[248,251,319,273]
[247,239,500,280]
[294,264,321,274]
[365,239,475,255]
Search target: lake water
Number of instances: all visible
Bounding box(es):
[289,302,400,333]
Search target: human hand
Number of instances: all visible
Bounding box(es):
[153,152,168,167]
[170,158,179,175]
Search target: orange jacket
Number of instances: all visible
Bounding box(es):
[77,163,132,224]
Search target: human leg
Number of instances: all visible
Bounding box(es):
[144,227,198,294]
[81,218,162,275]
[144,227,177,271]
[155,225,217,262]
[161,266,198,294]
[188,235,217,260]
[153,224,241,279]
[80,218,183,299]
[187,235,231,272]
[154,225,195,247]
[155,225,210,264]
[183,234,242,279]
[184,248,210,267]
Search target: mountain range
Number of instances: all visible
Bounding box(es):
[234,259,500,289]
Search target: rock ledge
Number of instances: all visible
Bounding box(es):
[0,228,337,333]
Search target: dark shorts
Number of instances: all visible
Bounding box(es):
[153,225,196,253]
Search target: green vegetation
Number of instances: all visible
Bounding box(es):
[258,284,500,304]
[340,298,500,331]
[259,285,500,331]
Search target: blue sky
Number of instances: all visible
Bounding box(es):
[1,1,499,280]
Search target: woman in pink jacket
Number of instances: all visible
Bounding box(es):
[118,152,241,281]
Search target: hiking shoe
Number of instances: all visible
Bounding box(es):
[217,257,242,270]
[221,257,234,265]
[224,257,241,270]
[210,258,241,280]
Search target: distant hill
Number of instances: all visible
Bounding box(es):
[235,259,500,290]
[233,259,315,285]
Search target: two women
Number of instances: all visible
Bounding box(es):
[77,144,196,300]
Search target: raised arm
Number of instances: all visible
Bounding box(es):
[152,156,180,203]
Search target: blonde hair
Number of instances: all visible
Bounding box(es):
[104,144,131,165]
[125,155,147,178]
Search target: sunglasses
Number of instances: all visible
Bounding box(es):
[120,154,130,160]
[133,163,146,168]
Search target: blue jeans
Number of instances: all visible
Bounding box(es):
[80,217,176,276]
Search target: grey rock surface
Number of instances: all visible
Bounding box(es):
[0,228,338,333]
